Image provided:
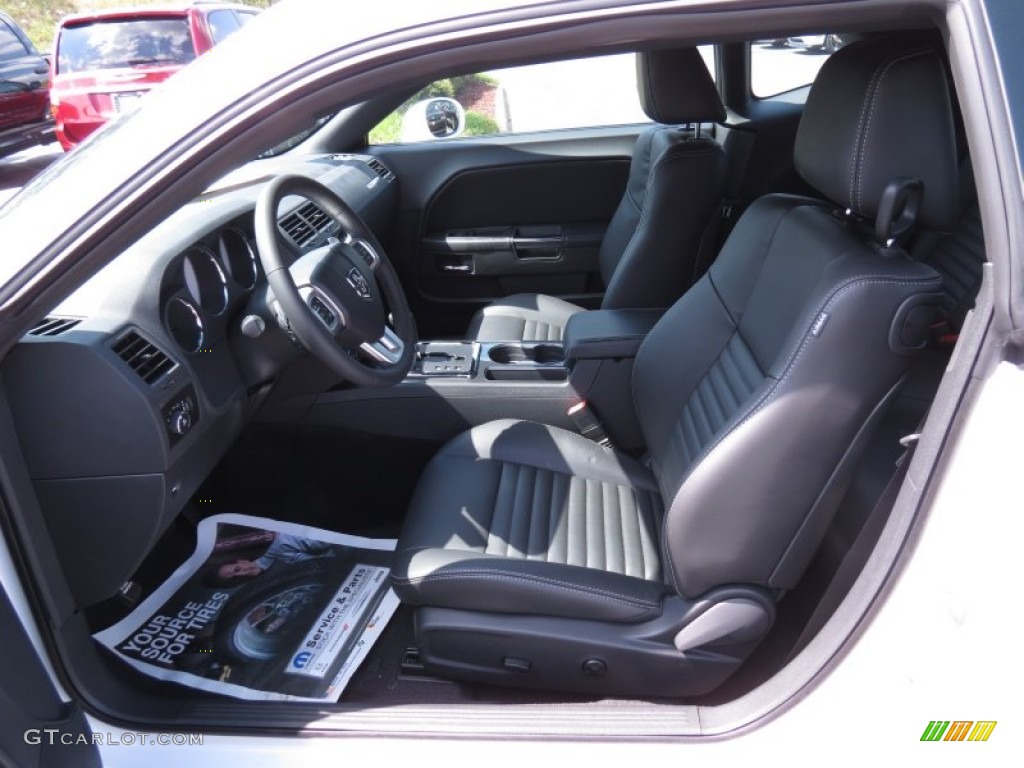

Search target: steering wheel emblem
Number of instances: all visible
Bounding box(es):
[346,267,371,299]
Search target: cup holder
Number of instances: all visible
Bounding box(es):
[489,343,565,365]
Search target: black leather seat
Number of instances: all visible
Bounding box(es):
[467,47,727,342]
[392,35,958,697]
[915,160,985,334]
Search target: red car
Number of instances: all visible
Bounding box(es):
[50,2,258,150]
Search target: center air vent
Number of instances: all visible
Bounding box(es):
[366,158,393,180]
[278,201,332,247]
[112,332,176,384]
[28,317,81,336]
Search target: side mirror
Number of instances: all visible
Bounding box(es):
[401,97,465,141]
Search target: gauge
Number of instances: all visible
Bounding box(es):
[165,297,205,354]
[182,246,228,315]
[218,227,258,290]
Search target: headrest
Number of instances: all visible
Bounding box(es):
[794,34,959,229]
[636,48,726,125]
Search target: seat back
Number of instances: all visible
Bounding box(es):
[598,48,727,310]
[632,35,958,599]
[916,158,985,332]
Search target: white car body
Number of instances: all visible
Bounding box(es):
[0,0,1020,764]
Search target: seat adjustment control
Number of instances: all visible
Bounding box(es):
[581,658,607,676]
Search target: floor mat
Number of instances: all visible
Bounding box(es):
[94,514,400,702]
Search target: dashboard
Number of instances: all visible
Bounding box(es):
[1,152,398,607]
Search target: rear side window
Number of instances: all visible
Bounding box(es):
[57,17,196,74]
[207,11,240,45]
[207,10,258,45]
[750,35,848,97]
[370,47,716,144]
[0,19,29,62]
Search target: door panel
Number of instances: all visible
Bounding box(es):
[0,571,100,767]
[371,126,641,338]
[420,159,628,302]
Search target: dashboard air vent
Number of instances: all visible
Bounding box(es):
[112,332,176,384]
[366,158,392,180]
[28,317,81,336]
[279,201,332,247]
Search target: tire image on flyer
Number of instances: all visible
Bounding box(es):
[93,513,400,701]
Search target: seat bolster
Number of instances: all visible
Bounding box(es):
[392,548,667,623]
[467,294,585,342]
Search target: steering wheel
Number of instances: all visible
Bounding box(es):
[254,175,416,387]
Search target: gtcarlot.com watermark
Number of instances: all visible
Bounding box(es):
[25,729,203,747]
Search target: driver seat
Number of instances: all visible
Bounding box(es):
[391,35,958,697]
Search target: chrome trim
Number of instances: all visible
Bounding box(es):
[165,297,205,354]
[359,326,404,364]
[345,234,381,271]
[183,245,229,315]
[346,266,371,299]
[219,227,258,290]
[297,284,345,333]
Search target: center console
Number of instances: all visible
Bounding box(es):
[412,340,568,381]
[303,309,663,447]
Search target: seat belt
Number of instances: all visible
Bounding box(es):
[693,123,756,283]
[787,427,922,661]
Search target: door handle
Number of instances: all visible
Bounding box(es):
[512,236,564,260]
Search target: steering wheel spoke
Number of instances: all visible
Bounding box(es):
[360,326,405,365]
[298,285,345,335]
[344,235,382,272]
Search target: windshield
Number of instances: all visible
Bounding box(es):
[257,112,336,158]
[57,17,195,73]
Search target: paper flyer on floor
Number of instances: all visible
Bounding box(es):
[94,513,400,702]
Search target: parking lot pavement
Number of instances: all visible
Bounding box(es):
[0,143,63,207]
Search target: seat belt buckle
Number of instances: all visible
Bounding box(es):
[567,401,613,448]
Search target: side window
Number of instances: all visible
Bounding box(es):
[0,20,29,62]
[207,10,241,45]
[369,49,715,145]
[750,35,848,97]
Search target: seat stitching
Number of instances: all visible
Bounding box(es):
[661,273,943,593]
[607,145,722,306]
[855,50,932,212]
[640,202,798,492]
[615,483,628,576]
[849,60,888,210]
[549,471,568,564]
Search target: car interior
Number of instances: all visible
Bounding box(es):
[0,5,991,738]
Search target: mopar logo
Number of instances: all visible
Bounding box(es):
[346,267,371,299]
[292,651,312,669]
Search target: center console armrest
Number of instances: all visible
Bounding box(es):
[564,309,664,361]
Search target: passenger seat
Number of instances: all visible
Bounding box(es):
[467,47,727,342]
